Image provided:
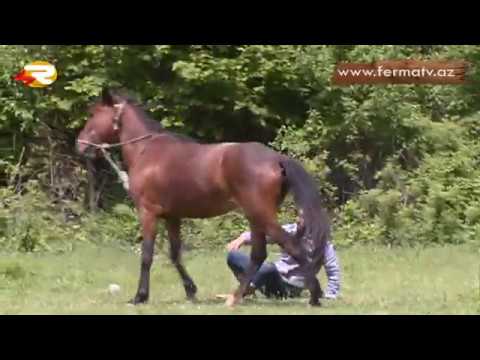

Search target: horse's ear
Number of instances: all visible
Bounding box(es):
[101,88,115,106]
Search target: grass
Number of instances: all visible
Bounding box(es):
[0,243,479,315]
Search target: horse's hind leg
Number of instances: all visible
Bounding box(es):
[225,172,285,307]
[165,218,198,301]
[227,225,267,307]
[298,249,325,306]
[130,209,158,305]
[304,260,323,306]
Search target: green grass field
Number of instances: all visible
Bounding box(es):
[0,243,479,314]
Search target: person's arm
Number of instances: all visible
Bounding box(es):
[227,224,298,252]
[226,231,251,251]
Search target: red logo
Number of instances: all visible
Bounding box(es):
[13,69,37,86]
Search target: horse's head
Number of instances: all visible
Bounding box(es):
[76,88,126,158]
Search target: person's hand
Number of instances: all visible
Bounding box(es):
[227,234,246,252]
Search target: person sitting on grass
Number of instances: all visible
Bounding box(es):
[220,212,341,301]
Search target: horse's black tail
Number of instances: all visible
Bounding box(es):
[279,157,331,262]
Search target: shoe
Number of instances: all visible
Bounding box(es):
[215,294,230,300]
[215,286,256,301]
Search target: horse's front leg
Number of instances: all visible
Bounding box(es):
[130,209,158,305]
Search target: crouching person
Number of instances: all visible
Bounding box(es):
[222,214,341,301]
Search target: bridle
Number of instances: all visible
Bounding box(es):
[78,102,155,150]
[77,102,155,191]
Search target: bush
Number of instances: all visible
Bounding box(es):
[334,138,480,247]
[0,180,301,254]
[0,181,139,253]
[3,45,480,252]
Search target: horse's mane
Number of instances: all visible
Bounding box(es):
[115,93,198,144]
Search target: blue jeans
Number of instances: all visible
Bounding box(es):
[227,251,302,299]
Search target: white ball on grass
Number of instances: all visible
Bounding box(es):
[108,284,121,295]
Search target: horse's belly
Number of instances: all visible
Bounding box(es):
[174,189,239,218]
[134,150,239,218]
[177,199,238,218]
[144,184,238,218]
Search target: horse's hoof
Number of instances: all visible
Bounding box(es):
[186,295,198,303]
[309,299,322,307]
[128,293,149,305]
[185,283,198,300]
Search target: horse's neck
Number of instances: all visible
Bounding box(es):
[119,108,151,170]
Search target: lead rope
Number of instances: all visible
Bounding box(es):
[78,134,155,192]
[99,148,130,191]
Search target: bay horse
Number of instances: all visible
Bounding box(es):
[76,89,331,307]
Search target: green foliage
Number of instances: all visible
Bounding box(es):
[2,45,480,251]
[335,138,480,247]
[0,179,301,254]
